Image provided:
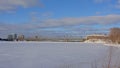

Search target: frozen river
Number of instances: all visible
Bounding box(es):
[0,42,119,68]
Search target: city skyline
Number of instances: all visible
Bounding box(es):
[0,0,120,38]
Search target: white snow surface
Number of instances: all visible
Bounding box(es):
[0,42,120,68]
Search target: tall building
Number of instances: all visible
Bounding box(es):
[14,34,17,41]
[8,35,13,41]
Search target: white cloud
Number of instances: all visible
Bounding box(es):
[39,14,120,27]
[0,14,120,37]
[42,12,53,18]
[95,12,101,15]
[115,0,120,9]
[94,0,120,9]
[0,0,41,12]
[94,0,110,3]
[94,0,104,3]
[0,14,120,31]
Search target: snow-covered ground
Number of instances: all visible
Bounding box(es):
[0,42,120,68]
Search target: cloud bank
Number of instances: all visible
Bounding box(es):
[0,14,120,38]
[94,0,120,9]
[115,0,120,9]
[1,14,120,30]
[94,0,110,3]
[0,0,40,12]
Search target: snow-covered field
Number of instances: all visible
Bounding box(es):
[0,42,120,68]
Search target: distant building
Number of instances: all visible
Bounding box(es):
[85,34,109,43]
[18,35,25,41]
[8,35,14,41]
[13,34,17,41]
[86,34,108,40]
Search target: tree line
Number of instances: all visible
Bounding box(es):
[109,27,120,44]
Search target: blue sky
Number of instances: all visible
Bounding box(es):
[0,0,120,38]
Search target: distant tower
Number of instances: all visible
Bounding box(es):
[14,34,17,41]
[8,35,13,41]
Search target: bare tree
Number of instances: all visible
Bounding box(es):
[109,28,120,44]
